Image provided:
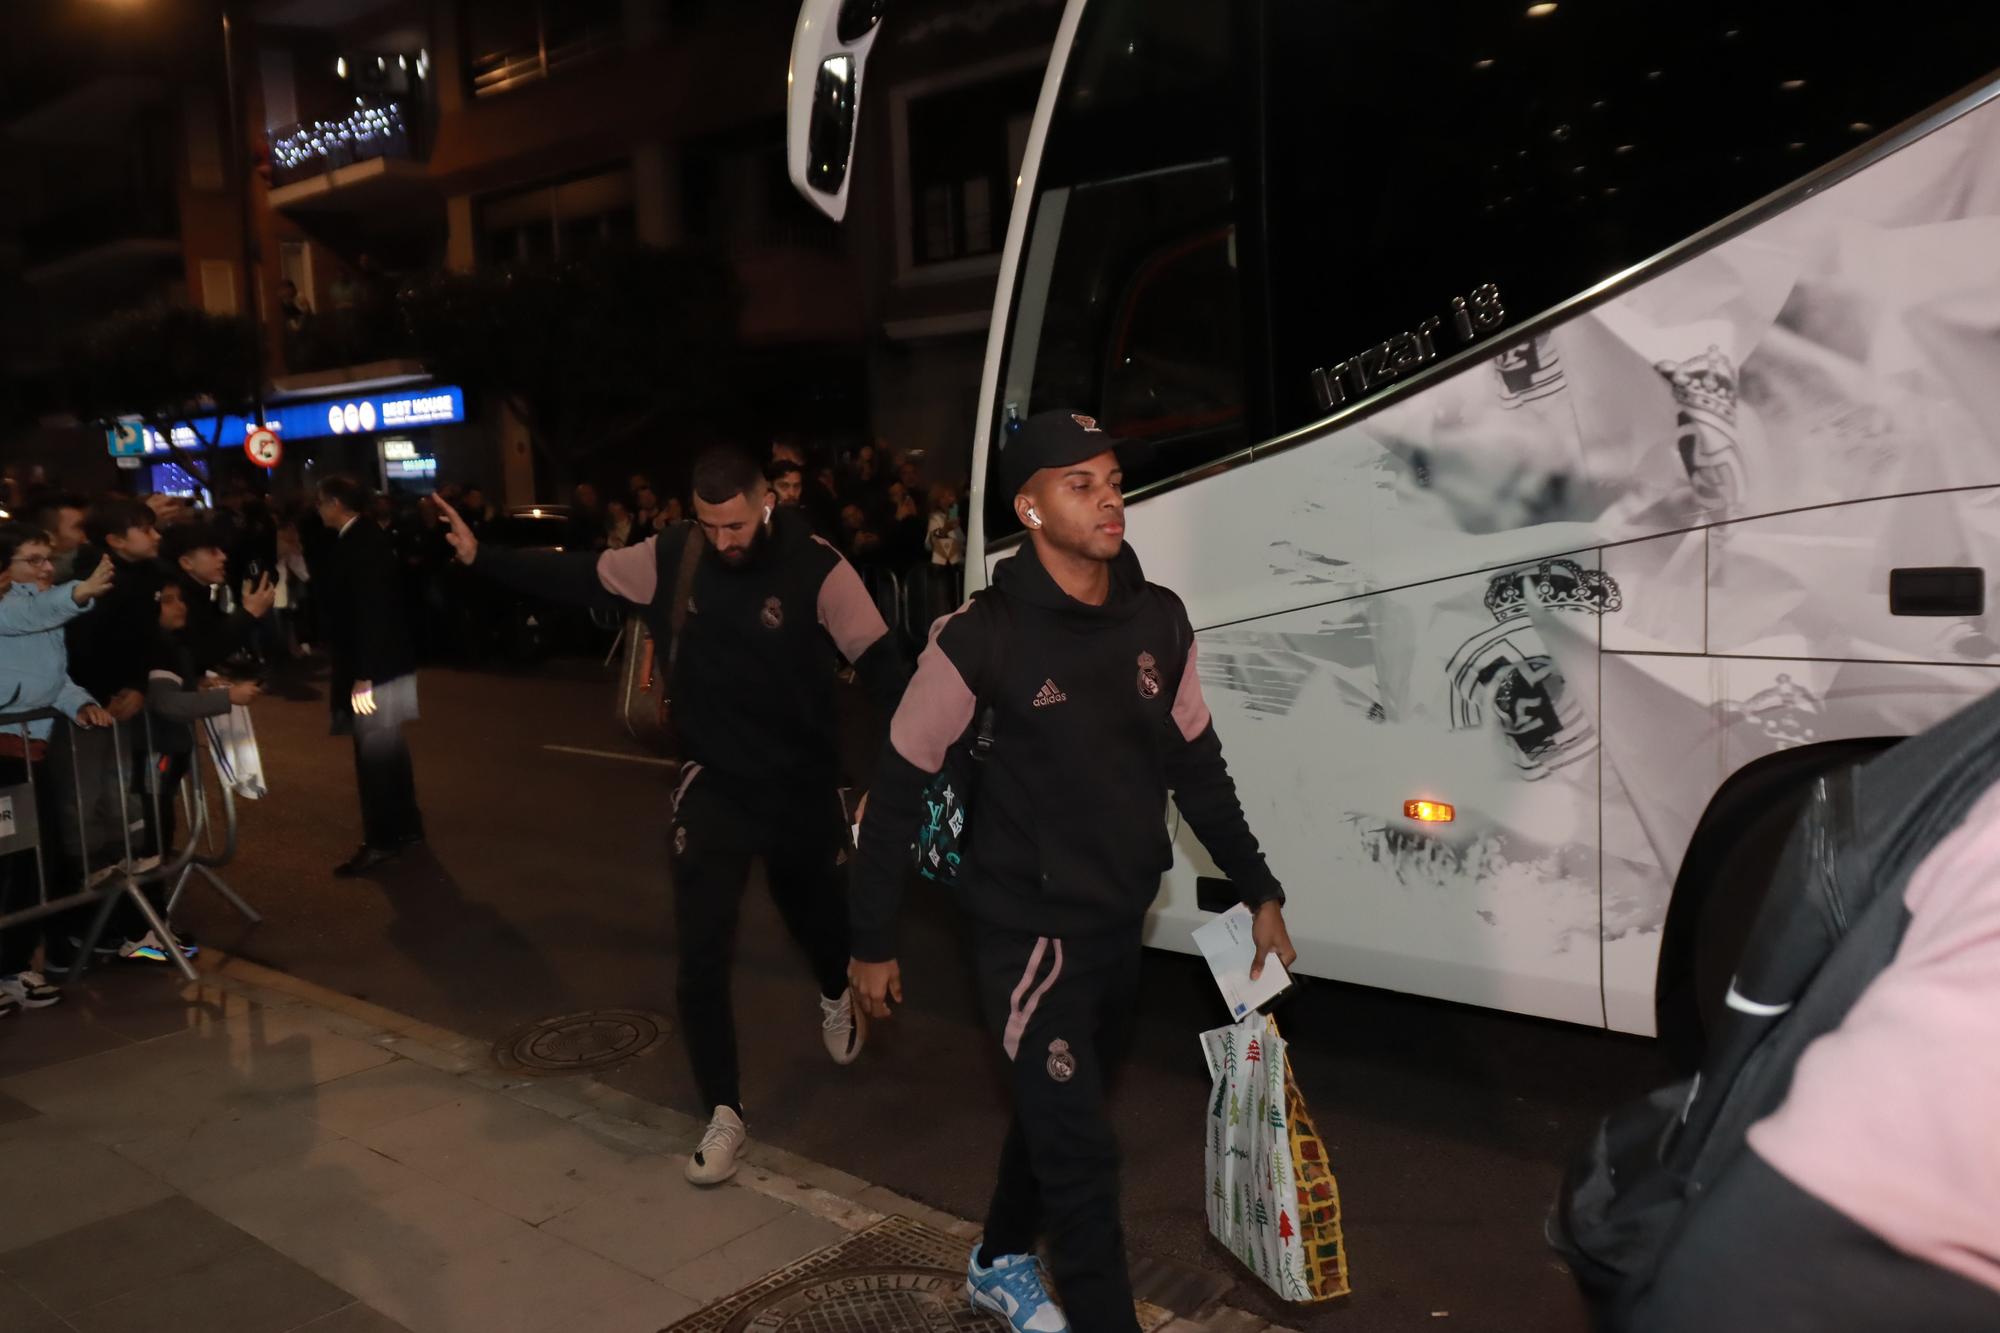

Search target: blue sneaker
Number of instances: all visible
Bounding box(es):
[118,930,198,964]
[966,1246,1068,1332]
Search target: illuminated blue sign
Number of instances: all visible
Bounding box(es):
[120,385,465,453]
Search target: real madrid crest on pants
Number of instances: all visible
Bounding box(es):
[1137,651,1161,699]
[1046,1038,1076,1083]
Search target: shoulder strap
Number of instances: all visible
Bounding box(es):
[663,524,704,683]
[970,589,1010,759]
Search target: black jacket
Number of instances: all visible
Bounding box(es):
[850,540,1283,961]
[65,547,165,703]
[322,516,416,706]
[475,507,909,793]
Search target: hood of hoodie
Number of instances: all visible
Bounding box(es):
[992,538,1146,623]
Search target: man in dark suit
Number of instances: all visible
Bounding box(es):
[316,475,423,876]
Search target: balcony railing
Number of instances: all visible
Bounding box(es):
[269,98,422,187]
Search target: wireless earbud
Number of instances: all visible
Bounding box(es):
[763,504,773,523]
[1027,507,1041,527]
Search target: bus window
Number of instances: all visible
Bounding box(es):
[1261,1,2000,437]
[987,0,1256,540]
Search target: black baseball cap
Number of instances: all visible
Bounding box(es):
[997,409,1118,499]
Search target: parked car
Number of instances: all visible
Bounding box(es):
[476,505,609,662]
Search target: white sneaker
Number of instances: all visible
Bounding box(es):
[0,970,61,1009]
[685,1106,746,1186]
[820,988,866,1066]
[0,988,17,1018]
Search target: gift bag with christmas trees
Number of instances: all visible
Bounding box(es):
[1199,1012,1349,1302]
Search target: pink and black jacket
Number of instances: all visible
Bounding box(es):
[851,540,1283,962]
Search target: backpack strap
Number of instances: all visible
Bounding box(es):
[662,522,704,689]
[968,589,1010,760]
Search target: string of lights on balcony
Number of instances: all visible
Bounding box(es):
[272,100,407,172]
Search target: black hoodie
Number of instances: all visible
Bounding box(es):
[850,539,1282,961]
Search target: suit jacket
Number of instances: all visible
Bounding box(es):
[324,517,416,717]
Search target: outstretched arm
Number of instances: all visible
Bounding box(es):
[436,493,643,613]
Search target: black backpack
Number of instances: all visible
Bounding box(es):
[1551,683,2000,1326]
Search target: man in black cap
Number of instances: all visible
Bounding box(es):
[848,410,1297,1333]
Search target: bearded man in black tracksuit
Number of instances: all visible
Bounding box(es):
[436,447,908,1187]
[850,411,1298,1333]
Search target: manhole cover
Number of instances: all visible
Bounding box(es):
[664,1219,1003,1333]
[493,1009,668,1075]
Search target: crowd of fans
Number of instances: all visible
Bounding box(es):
[0,482,291,1017]
[0,436,969,1016]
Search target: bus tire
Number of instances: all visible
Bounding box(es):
[1654,737,1897,1073]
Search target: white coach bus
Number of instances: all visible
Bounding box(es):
[789,0,2000,1058]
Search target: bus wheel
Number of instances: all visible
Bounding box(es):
[1654,738,1896,1073]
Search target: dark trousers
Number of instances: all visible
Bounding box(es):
[669,772,850,1115]
[354,711,423,849]
[0,754,62,975]
[973,923,1144,1333]
[1628,1151,2000,1332]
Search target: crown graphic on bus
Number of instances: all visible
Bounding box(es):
[1483,558,1623,621]
[1655,345,1739,423]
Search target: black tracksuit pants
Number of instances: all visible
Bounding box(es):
[670,771,851,1116]
[973,922,1145,1333]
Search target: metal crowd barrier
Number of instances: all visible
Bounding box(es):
[0,708,257,986]
[160,718,261,934]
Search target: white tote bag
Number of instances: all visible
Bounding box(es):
[1200,1012,1349,1303]
[202,705,268,800]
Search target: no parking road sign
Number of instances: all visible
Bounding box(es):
[244,426,282,469]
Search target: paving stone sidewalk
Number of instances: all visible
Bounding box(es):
[0,958,1277,1333]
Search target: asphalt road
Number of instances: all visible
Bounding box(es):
[177,658,1670,1333]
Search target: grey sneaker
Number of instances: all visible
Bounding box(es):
[820,988,866,1066]
[685,1105,746,1186]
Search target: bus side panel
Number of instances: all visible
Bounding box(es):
[1148,554,1608,1028]
[1709,490,2000,665]
[1598,655,1999,1034]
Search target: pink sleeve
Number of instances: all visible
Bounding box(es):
[1171,637,1212,742]
[889,628,977,772]
[596,538,659,604]
[814,541,890,662]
